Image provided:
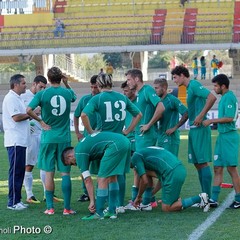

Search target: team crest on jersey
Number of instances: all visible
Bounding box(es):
[199,86,204,90]
[227,105,233,108]
[214,155,218,161]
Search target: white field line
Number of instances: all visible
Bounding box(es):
[188,190,235,240]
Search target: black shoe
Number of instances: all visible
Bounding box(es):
[78,193,90,202]
[209,199,219,208]
[229,201,240,209]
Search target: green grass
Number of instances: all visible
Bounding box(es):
[0,131,240,240]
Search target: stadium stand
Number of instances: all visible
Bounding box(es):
[0,0,239,50]
[233,0,240,43]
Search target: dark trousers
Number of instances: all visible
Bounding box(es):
[7,146,26,206]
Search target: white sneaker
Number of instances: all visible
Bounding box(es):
[139,203,152,211]
[116,206,125,214]
[199,193,210,212]
[124,201,134,210]
[7,202,27,211]
[19,202,29,208]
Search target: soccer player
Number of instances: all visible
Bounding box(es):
[153,78,188,156]
[125,69,164,209]
[202,74,240,209]
[26,66,77,215]
[3,74,30,210]
[131,147,210,212]
[81,74,142,213]
[61,131,131,220]
[74,75,100,202]
[21,75,47,204]
[81,74,141,135]
[171,65,216,199]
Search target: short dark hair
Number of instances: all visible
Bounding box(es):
[33,75,47,85]
[61,146,74,166]
[171,65,190,78]
[126,69,143,82]
[121,80,128,89]
[153,78,168,88]
[212,74,229,89]
[90,75,98,84]
[10,74,25,89]
[47,66,62,84]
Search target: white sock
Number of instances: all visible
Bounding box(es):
[40,170,46,195]
[24,171,33,199]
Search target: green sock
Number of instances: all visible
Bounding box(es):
[96,188,108,217]
[200,166,212,197]
[198,169,203,190]
[211,186,221,202]
[142,187,152,205]
[182,196,201,209]
[82,181,88,195]
[45,190,54,209]
[151,195,156,203]
[108,182,119,214]
[235,193,240,202]
[117,175,125,206]
[62,175,71,210]
[131,186,139,202]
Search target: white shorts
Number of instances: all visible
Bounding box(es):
[26,133,41,166]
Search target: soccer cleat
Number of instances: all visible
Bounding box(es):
[199,193,210,212]
[220,183,233,188]
[53,195,63,202]
[209,199,219,208]
[139,203,152,211]
[228,201,240,209]
[124,201,134,210]
[104,211,117,219]
[116,206,125,214]
[77,193,90,202]
[82,213,103,220]
[191,203,200,208]
[63,209,77,215]
[151,201,158,208]
[44,208,55,215]
[7,202,27,211]
[43,195,63,202]
[27,196,41,204]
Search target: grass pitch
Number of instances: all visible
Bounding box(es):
[0,131,239,240]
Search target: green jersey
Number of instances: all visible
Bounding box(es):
[131,147,182,179]
[218,90,238,133]
[135,85,160,134]
[187,80,210,126]
[75,131,131,175]
[74,94,101,137]
[82,91,140,133]
[158,93,187,144]
[28,86,76,143]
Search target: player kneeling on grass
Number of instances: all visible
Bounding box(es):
[131,147,210,212]
[62,131,131,220]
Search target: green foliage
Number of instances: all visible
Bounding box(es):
[103,52,123,69]
[0,63,36,72]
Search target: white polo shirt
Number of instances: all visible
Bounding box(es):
[2,90,30,147]
[21,89,42,135]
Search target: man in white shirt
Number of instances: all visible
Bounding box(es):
[21,75,47,204]
[3,74,30,210]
